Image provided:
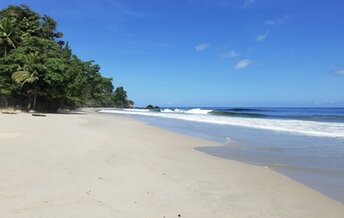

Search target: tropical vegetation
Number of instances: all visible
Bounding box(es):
[0,4,133,111]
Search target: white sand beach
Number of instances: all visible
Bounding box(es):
[0,112,343,218]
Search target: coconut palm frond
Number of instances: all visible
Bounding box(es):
[12,70,30,84]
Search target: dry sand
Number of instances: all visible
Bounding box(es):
[0,112,343,217]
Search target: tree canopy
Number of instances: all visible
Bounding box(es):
[0,4,133,111]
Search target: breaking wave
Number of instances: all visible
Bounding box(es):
[99,108,344,138]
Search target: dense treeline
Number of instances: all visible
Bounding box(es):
[0,5,133,111]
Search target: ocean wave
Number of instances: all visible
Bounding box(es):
[99,109,344,138]
[288,115,344,122]
[124,109,151,112]
[210,111,267,118]
[161,108,212,115]
[230,108,265,112]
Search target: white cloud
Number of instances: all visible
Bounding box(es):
[195,43,210,51]
[244,0,255,7]
[221,50,238,58]
[256,31,269,42]
[235,59,252,70]
[265,15,291,26]
[331,68,344,75]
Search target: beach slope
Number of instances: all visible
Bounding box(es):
[0,112,343,217]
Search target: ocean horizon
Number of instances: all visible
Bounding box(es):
[100,107,344,203]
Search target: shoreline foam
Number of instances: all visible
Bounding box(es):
[99,109,344,138]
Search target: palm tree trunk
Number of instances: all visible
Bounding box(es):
[33,82,37,109]
[27,93,32,111]
[4,46,7,57]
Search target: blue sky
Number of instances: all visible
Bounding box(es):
[1,0,344,107]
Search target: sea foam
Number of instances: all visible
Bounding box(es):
[161,108,212,115]
[100,109,344,138]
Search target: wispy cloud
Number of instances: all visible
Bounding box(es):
[331,68,344,75]
[244,0,255,7]
[235,59,252,70]
[256,31,269,42]
[195,43,210,51]
[221,50,238,58]
[104,0,150,18]
[106,24,134,37]
[265,15,291,26]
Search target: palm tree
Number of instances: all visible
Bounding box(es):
[0,18,18,57]
[12,53,41,110]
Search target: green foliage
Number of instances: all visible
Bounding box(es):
[11,52,41,109]
[12,70,34,84]
[0,17,19,56]
[0,4,133,111]
[113,87,133,108]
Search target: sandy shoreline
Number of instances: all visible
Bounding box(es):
[0,112,343,217]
